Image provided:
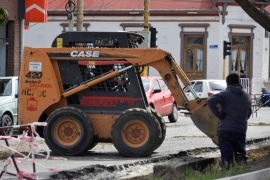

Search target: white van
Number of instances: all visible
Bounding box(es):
[0,76,18,135]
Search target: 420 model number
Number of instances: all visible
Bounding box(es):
[25,72,43,79]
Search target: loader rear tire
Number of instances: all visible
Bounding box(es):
[111,108,161,157]
[148,107,166,150]
[44,107,94,156]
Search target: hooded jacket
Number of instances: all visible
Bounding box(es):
[207,84,252,133]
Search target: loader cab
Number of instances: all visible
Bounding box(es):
[51,31,148,114]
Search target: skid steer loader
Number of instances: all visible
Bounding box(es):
[18,32,219,157]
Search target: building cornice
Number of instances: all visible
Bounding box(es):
[48,10,219,16]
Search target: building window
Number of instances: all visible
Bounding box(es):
[179,23,209,80]
[231,37,249,74]
[228,24,255,78]
[183,35,205,79]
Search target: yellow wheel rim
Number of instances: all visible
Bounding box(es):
[54,118,81,146]
[122,120,149,148]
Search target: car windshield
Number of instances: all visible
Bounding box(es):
[0,79,12,96]
[142,79,150,92]
[183,81,195,92]
[159,79,168,91]
[209,81,226,91]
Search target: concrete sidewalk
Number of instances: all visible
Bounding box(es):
[218,168,270,180]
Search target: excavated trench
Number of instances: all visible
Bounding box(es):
[49,137,270,180]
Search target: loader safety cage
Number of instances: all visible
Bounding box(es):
[51,31,148,114]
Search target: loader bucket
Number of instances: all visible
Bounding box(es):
[190,105,219,145]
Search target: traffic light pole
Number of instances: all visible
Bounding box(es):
[144,0,149,31]
[77,0,83,31]
[68,0,74,31]
[141,0,150,76]
[223,58,226,80]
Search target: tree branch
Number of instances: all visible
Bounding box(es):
[235,0,270,32]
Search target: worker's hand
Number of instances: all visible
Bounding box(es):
[218,112,226,120]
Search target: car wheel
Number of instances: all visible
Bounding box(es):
[111,108,161,157]
[168,103,178,123]
[1,114,13,136]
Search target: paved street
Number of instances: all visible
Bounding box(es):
[1,107,270,179]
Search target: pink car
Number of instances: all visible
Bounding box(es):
[141,76,178,123]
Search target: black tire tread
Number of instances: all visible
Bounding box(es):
[111,108,161,157]
[44,107,94,156]
[148,107,166,150]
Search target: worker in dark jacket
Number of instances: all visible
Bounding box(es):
[261,87,270,106]
[207,73,252,169]
[239,70,247,78]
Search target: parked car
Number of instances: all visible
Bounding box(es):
[184,79,226,100]
[0,76,18,135]
[141,76,178,123]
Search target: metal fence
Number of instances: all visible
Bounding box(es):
[240,78,250,94]
[239,78,270,96]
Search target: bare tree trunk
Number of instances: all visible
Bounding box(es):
[235,0,270,32]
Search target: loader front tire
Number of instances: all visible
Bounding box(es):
[111,108,161,157]
[44,107,94,156]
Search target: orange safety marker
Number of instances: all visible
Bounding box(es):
[25,0,48,23]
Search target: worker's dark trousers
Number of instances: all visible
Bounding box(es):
[218,130,247,169]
